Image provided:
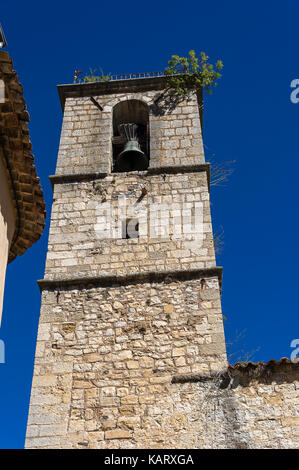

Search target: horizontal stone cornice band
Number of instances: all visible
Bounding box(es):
[38,266,222,292]
[57,77,203,138]
[57,76,167,111]
[49,163,210,188]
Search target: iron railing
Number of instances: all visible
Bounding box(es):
[108,71,165,81]
[75,71,166,84]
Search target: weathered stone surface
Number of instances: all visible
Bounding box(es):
[43,171,215,280]
[25,75,298,450]
[54,89,204,176]
[105,429,131,440]
[25,274,227,449]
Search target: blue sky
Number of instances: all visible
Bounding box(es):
[0,0,298,448]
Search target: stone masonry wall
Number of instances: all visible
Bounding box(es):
[200,362,299,449]
[26,78,223,448]
[230,370,299,448]
[25,276,226,448]
[56,90,204,175]
[44,171,215,280]
[26,283,299,451]
[25,74,299,448]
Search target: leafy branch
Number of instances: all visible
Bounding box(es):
[164,50,223,97]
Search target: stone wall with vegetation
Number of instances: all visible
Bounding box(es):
[25,77,298,449]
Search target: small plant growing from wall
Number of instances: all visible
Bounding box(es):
[164,50,223,97]
[74,68,111,83]
[93,183,107,202]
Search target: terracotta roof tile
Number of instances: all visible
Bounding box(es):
[0,51,46,262]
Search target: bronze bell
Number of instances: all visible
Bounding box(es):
[116,140,148,172]
[115,123,148,172]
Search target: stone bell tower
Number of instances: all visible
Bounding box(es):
[25,73,227,449]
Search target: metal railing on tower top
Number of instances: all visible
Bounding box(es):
[75,71,167,84]
[109,71,165,81]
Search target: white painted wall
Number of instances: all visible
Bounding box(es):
[0,157,16,324]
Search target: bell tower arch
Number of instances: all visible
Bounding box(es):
[112,99,149,172]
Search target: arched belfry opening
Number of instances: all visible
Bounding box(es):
[112,100,150,172]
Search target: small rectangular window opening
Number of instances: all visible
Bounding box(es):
[122,218,139,239]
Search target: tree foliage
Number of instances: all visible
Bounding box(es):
[164,50,223,97]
